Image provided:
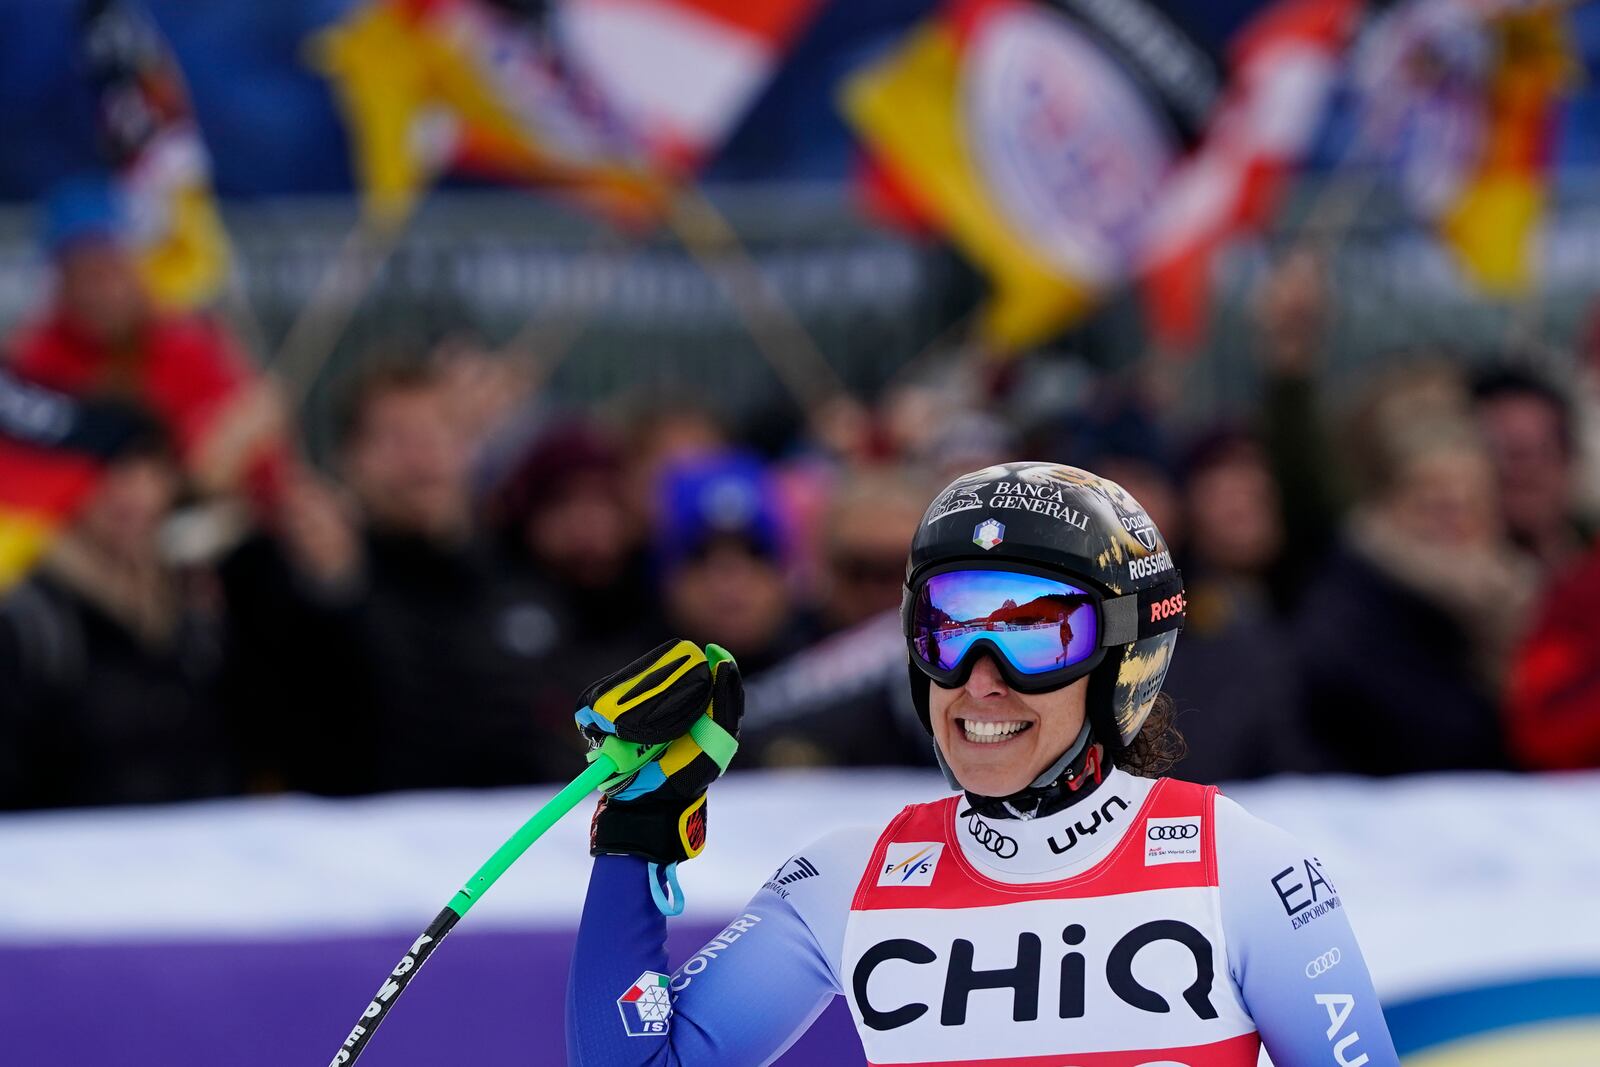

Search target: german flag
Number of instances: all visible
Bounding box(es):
[1438,5,1576,295]
[0,369,154,593]
[844,0,1355,355]
[82,0,232,311]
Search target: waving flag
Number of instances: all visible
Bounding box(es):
[311,0,821,229]
[1439,5,1575,293]
[1,296,281,594]
[0,371,152,592]
[844,0,1355,354]
[310,0,659,229]
[557,0,824,172]
[81,0,231,311]
[1355,0,1576,296]
[1140,0,1359,349]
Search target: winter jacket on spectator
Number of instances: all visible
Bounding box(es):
[0,556,240,809]
[1505,538,1600,769]
[740,610,933,770]
[1161,578,1315,782]
[1292,535,1517,775]
[224,530,579,794]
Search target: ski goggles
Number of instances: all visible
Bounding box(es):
[904,562,1185,693]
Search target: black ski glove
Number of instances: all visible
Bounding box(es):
[574,639,743,866]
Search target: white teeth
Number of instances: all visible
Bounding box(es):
[961,720,1029,744]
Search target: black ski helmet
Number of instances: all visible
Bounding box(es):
[903,461,1185,753]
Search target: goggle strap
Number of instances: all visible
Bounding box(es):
[1104,576,1187,645]
[1102,592,1139,646]
[1139,576,1187,639]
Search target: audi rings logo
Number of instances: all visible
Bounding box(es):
[1147,824,1199,841]
[965,815,1019,859]
[1304,947,1342,979]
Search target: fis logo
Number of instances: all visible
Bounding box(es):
[879,842,943,887]
[617,971,672,1037]
[972,518,1005,550]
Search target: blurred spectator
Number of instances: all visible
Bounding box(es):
[818,466,929,633]
[616,396,727,528]
[1293,372,1537,775]
[7,177,283,499]
[740,465,935,770]
[1251,249,1347,607]
[1161,429,1314,781]
[227,360,573,794]
[1504,539,1600,769]
[742,611,930,770]
[1470,366,1590,575]
[0,440,241,808]
[1035,391,1182,546]
[657,453,814,674]
[489,418,665,761]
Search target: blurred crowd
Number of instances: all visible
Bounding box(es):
[5,218,1600,812]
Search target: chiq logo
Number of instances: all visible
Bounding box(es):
[1305,947,1342,979]
[1147,824,1198,841]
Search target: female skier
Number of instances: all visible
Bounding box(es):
[567,461,1398,1067]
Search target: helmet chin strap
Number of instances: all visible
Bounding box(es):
[936,718,1106,821]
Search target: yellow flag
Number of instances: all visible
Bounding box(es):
[136,180,232,310]
[1439,8,1576,294]
[310,0,661,231]
[842,20,1094,351]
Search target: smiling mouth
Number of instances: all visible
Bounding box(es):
[957,718,1033,745]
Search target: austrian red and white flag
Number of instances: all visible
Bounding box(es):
[1140,0,1360,352]
[558,0,823,171]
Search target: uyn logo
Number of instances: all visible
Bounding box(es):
[879,842,943,887]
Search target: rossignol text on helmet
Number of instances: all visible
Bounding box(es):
[902,461,1184,754]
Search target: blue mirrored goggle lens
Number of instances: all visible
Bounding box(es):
[912,570,1099,675]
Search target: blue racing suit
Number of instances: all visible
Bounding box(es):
[567,768,1398,1066]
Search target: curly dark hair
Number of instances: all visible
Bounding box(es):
[1112,692,1186,778]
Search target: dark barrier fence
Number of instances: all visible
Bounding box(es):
[1,175,1596,437]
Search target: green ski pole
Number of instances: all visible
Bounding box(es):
[326,734,667,1066]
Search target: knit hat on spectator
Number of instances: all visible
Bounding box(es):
[492,419,623,532]
[655,452,783,573]
[42,174,127,255]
